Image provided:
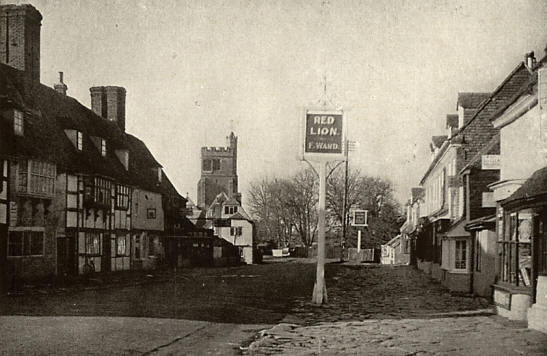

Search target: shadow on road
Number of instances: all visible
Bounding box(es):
[0,262,490,326]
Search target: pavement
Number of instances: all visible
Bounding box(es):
[0,315,267,355]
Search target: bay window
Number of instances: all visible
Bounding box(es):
[499,209,533,286]
[115,185,130,209]
[17,160,56,196]
[455,240,467,270]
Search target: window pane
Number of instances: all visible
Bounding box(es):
[8,232,23,256]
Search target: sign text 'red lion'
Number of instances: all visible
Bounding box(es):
[305,113,343,154]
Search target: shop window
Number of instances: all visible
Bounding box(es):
[115,185,130,210]
[17,160,56,196]
[85,232,101,256]
[13,110,24,136]
[8,230,44,256]
[455,240,467,270]
[499,210,533,286]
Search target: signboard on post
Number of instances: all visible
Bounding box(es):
[352,209,368,227]
[301,107,346,305]
[302,109,345,161]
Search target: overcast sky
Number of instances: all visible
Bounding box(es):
[7,0,546,206]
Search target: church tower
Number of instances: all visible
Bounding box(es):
[197,132,239,209]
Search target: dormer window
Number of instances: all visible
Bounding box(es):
[77,131,83,151]
[14,110,24,136]
[101,139,107,157]
[225,205,238,215]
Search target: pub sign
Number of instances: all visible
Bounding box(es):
[303,109,345,161]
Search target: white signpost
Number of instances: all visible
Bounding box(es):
[352,209,368,253]
[302,108,346,305]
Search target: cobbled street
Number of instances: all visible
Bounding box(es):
[1,259,547,355]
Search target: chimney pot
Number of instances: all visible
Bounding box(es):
[54,71,68,95]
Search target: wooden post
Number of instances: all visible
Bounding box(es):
[357,229,361,253]
[312,160,328,305]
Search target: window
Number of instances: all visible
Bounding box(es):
[147,208,156,219]
[8,230,44,256]
[499,210,533,286]
[455,240,467,270]
[77,131,83,151]
[101,139,107,157]
[85,232,101,256]
[14,110,24,136]
[17,160,55,195]
[116,234,128,256]
[92,177,111,206]
[115,185,130,209]
[230,226,242,236]
[202,159,220,172]
[224,205,238,215]
[202,159,212,172]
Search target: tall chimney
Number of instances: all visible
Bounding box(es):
[105,86,126,132]
[89,86,126,131]
[0,4,42,82]
[90,86,106,118]
[54,71,67,95]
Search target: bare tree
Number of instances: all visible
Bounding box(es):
[248,168,401,249]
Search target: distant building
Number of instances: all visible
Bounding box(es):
[204,192,254,264]
[197,132,239,209]
[381,235,410,265]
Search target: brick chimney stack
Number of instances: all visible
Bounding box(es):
[0,4,42,82]
[54,72,67,95]
[90,86,126,131]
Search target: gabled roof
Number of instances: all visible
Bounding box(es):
[456,92,490,109]
[420,60,533,185]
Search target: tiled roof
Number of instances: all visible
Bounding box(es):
[420,60,533,185]
[456,92,490,109]
[502,166,547,207]
[459,134,500,174]
[0,63,186,203]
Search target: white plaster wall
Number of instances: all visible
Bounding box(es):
[500,106,543,181]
